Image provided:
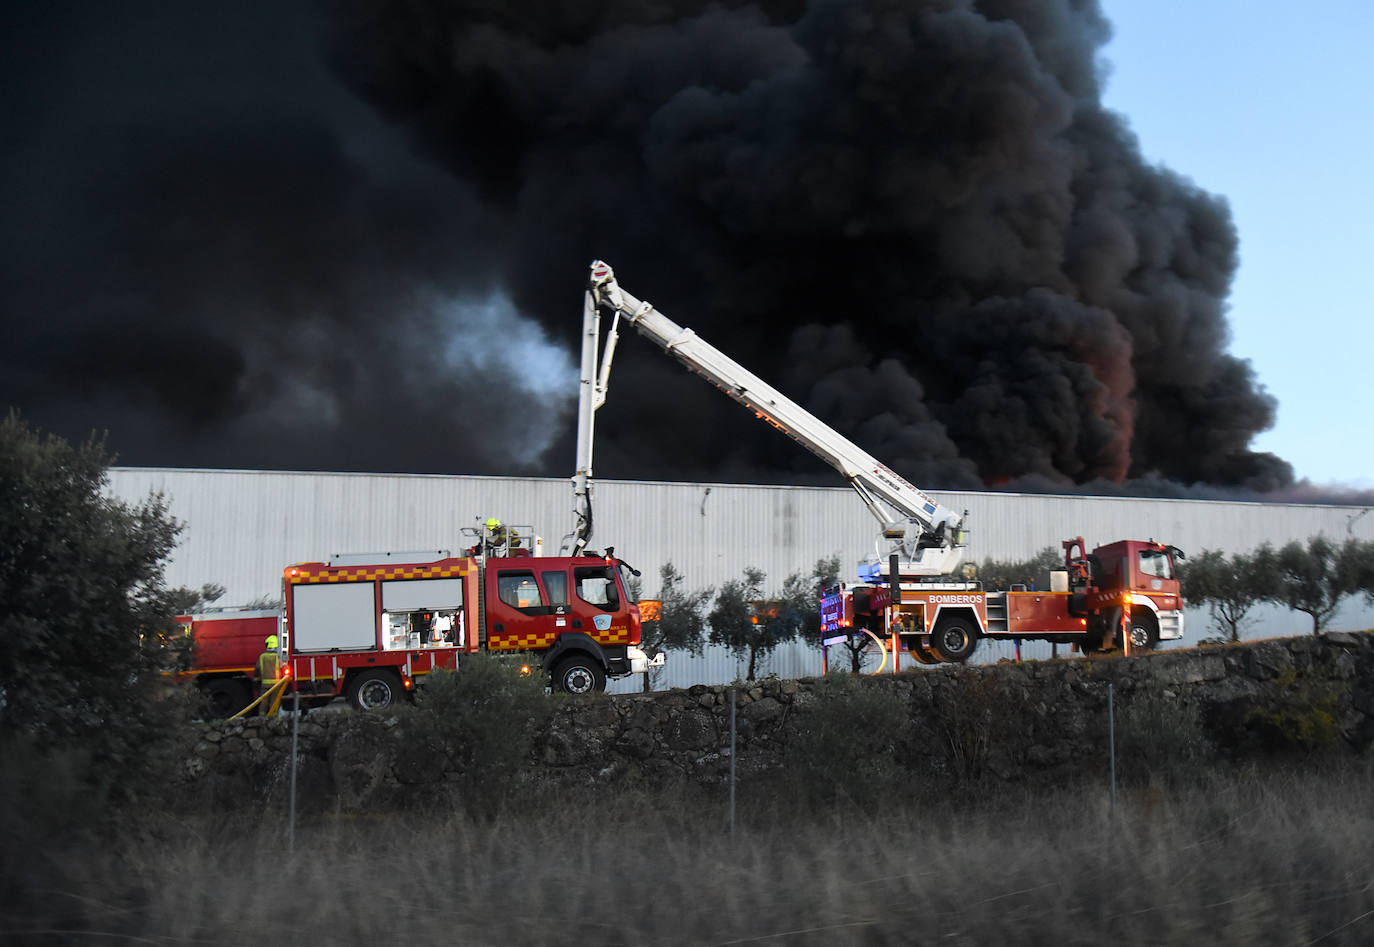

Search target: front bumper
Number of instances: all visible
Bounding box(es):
[607,645,666,678]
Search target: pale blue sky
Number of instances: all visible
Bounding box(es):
[1100,1,1374,489]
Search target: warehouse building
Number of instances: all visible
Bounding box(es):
[109,468,1374,691]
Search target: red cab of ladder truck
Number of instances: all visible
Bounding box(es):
[580,261,1184,664]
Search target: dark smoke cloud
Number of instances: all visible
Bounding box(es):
[323,0,1293,493]
[2,0,1297,497]
[1,0,571,474]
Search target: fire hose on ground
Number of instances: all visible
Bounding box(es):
[229,676,290,719]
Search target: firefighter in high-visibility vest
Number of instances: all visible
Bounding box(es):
[485,517,506,549]
[255,634,280,709]
[484,517,521,555]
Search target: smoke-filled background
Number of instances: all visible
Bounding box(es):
[1,0,1304,495]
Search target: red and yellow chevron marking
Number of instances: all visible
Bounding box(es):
[488,628,631,651]
[286,560,472,585]
[488,631,559,651]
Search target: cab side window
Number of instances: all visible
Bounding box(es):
[574,566,619,611]
[542,571,569,611]
[497,572,543,611]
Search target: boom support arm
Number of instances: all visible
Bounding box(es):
[584,260,967,576]
[568,281,620,555]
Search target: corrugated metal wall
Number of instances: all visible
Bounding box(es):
[108,468,1374,689]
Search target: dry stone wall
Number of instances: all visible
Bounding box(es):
[179,632,1374,813]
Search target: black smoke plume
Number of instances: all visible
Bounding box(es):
[322,0,1291,492]
[2,0,1296,495]
[0,0,571,474]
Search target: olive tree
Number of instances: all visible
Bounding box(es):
[708,567,788,681]
[777,556,839,655]
[638,562,711,691]
[1262,536,1374,634]
[1179,548,1274,643]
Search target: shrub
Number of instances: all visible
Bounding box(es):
[1242,671,1346,756]
[404,653,552,814]
[929,668,1033,782]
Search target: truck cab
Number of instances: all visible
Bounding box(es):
[1090,539,1185,648]
[483,555,646,691]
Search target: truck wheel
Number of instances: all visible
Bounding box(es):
[1127,610,1159,652]
[907,637,942,665]
[201,679,252,718]
[930,618,979,663]
[348,670,402,711]
[552,654,606,695]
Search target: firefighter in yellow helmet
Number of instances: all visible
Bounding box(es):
[485,516,508,554]
[255,634,281,711]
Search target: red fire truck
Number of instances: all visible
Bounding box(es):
[175,543,656,714]
[580,261,1185,664]
[173,609,280,716]
[276,544,654,710]
[820,536,1185,664]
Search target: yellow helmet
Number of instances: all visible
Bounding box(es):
[485,517,501,530]
[265,635,279,649]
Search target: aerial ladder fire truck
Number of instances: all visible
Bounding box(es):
[576,260,1184,665]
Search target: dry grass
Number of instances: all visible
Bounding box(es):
[5,763,1373,945]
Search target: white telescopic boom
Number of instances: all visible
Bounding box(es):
[568,286,620,555]
[586,260,967,576]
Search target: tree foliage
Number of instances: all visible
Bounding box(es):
[708,566,801,682]
[0,413,185,755]
[1182,536,1374,639]
[1180,548,1275,642]
[166,583,227,616]
[975,546,1062,591]
[639,562,711,691]
[1263,536,1374,634]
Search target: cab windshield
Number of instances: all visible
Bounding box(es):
[618,563,639,603]
[574,565,620,611]
[1138,549,1174,580]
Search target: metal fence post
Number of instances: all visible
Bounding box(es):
[729,687,737,837]
[289,683,300,852]
[1108,682,1117,812]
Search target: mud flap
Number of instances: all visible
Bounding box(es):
[1103,607,1123,651]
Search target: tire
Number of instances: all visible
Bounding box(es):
[1127,609,1159,652]
[907,637,942,665]
[552,653,607,695]
[348,669,403,711]
[929,617,979,663]
[201,678,252,718]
